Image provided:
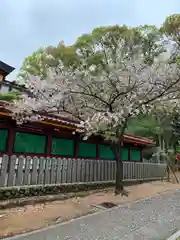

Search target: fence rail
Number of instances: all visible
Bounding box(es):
[0,155,166,187]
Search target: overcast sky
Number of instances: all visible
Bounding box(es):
[0,0,180,80]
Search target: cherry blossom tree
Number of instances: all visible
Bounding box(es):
[8,57,180,195]
[9,23,180,195]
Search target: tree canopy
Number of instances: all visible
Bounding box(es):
[18,24,166,81]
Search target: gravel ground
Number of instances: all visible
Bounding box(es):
[4,189,180,240]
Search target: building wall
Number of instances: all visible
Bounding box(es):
[0,118,143,162]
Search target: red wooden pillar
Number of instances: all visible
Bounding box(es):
[7,127,15,156]
[46,134,52,156]
[7,127,15,172]
[128,148,132,161]
[140,148,143,162]
[74,139,78,158]
[96,144,100,159]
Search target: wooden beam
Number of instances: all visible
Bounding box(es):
[0,111,76,130]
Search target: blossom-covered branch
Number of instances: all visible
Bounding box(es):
[8,59,180,142]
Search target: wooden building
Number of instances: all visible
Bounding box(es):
[0,61,15,82]
[0,100,153,162]
[0,61,26,94]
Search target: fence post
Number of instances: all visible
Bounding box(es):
[0,155,9,187]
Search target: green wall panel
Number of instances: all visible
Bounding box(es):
[14,132,46,154]
[0,129,8,152]
[122,148,129,161]
[78,142,97,158]
[100,144,114,160]
[100,145,129,161]
[51,137,74,156]
[131,149,141,161]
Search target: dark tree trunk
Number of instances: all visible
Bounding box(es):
[113,143,128,196]
[115,155,124,195]
[113,120,129,196]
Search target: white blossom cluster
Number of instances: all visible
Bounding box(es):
[8,59,180,142]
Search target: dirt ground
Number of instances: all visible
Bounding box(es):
[1,179,180,238]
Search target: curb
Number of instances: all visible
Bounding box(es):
[167,230,180,240]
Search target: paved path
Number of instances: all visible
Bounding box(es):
[5,189,180,240]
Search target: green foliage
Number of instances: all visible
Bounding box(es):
[18,15,180,81]
[127,115,159,139]
[127,111,180,155]
[171,113,180,149]
[136,25,165,65]
[0,182,115,201]
[0,91,21,102]
[18,43,79,81]
[18,48,47,81]
[161,14,180,44]
[46,42,79,70]
[19,24,166,81]
[74,25,137,69]
[161,14,180,65]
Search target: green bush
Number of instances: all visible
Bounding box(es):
[0,182,115,201]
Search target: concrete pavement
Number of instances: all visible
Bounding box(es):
[5,189,180,240]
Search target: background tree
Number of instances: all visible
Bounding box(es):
[161,14,180,64]
[18,24,166,82]
[127,114,164,163]
[130,25,165,65]
[127,114,159,139]
[18,48,48,82]
[160,13,180,160]
[18,42,78,83]
[0,91,21,102]
[161,14,180,46]
[74,25,166,70]
[127,104,180,182]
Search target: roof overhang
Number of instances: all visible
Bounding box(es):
[0,61,15,77]
[0,100,154,147]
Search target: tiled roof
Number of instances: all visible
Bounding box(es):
[0,61,15,76]
[42,114,80,128]
[0,100,153,145]
[123,134,153,145]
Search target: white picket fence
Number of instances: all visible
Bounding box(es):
[0,155,166,187]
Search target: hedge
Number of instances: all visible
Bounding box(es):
[0,182,115,201]
[0,178,162,201]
